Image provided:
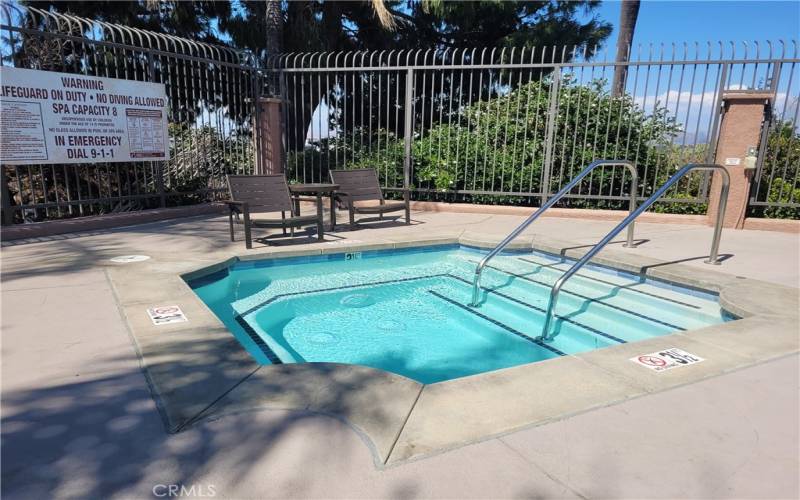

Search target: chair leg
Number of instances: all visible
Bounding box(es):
[316,195,324,241]
[228,210,235,241]
[243,210,252,249]
[349,207,356,229]
[329,194,336,231]
[404,190,411,225]
[281,211,287,235]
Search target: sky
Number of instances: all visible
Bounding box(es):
[584,1,799,53]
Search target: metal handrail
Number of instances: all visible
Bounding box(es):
[470,160,639,306]
[539,163,730,341]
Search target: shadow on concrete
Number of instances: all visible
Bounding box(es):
[0,331,404,498]
[556,238,651,255]
[0,214,221,247]
[640,253,735,272]
[330,216,423,232]
[0,210,434,287]
[0,216,241,285]
[252,232,326,247]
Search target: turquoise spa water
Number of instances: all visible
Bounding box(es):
[188,245,731,383]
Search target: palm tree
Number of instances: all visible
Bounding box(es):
[612,0,640,97]
[263,0,395,95]
[264,0,282,96]
[265,0,283,57]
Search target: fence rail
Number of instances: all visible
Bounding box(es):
[1,4,798,223]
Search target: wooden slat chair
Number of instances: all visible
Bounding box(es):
[227,175,323,249]
[329,168,410,228]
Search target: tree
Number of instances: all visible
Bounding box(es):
[264,0,283,56]
[263,0,283,95]
[289,75,684,208]
[228,1,612,151]
[611,0,640,97]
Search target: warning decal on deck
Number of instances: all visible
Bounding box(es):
[630,348,704,372]
[147,305,188,325]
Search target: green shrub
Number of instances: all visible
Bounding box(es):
[749,122,800,219]
[289,77,730,215]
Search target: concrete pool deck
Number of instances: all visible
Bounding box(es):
[2,209,799,498]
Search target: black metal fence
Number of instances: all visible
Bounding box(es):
[0,5,261,223]
[273,42,799,214]
[1,4,798,223]
[749,43,800,218]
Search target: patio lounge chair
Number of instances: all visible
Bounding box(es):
[329,168,410,228]
[226,175,323,249]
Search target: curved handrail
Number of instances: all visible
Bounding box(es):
[470,159,639,306]
[539,163,730,341]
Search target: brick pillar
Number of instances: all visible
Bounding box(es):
[707,92,771,229]
[253,97,283,175]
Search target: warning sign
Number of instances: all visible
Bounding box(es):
[1,67,169,164]
[147,305,188,326]
[126,108,166,158]
[630,348,704,372]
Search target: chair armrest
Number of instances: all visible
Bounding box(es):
[333,191,353,210]
[226,200,249,214]
[334,191,352,205]
[378,187,410,203]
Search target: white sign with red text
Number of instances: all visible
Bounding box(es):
[1,67,169,164]
[147,305,188,326]
[630,348,705,372]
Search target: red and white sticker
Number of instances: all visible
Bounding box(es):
[147,305,188,325]
[630,348,704,372]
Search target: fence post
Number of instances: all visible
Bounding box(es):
[403,68,414,192]
[540,68,561,204]
[250,70,261,175]
[279,71,288,174]
[1,167,14,225]
[253,97,284,175]
[707,90,772,229]
[146,50,166,208]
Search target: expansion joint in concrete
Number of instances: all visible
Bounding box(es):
[384,384,425,465]
[175,366,263,433]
